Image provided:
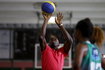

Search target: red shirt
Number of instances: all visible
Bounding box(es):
[42,44,68,70]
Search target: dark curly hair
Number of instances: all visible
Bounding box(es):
[75,18,93,38]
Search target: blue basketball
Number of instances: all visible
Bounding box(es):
[41,1,56,14]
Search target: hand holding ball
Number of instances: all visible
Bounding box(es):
[41,1,56,14]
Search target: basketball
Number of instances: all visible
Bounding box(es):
[41,1,56,14]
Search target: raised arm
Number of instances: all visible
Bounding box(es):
[55,12,73,54]
[39,13,52,51]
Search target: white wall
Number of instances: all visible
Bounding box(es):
[0,0,105,24]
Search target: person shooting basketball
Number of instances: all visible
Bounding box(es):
[39,12,73,70]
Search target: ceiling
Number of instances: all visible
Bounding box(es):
[0,0,105,24]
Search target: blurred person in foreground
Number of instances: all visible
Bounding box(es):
[73,18,103,70]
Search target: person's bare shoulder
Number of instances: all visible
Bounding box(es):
[76,43,88,56]
[78,43,87,48]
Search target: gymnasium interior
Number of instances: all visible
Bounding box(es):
[0,0,105,70]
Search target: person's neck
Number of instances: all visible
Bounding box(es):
[50,45,57,50]
[79,38,89,43]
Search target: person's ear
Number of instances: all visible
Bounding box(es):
[76,30,82,39]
